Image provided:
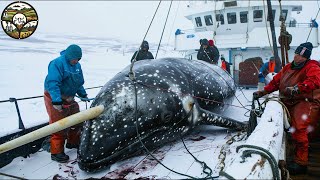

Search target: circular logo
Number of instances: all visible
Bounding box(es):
[1,1,38,39]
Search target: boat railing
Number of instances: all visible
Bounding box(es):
[0,86,103,131]
[286,22,314,28]
[175,22,315,35]
[195,27,208,32]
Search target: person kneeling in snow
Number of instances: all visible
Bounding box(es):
[44,44,89,163]
[253,42,320,175]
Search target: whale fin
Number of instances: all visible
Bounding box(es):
[197,107,247,130]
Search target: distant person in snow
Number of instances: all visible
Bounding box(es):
[44,44,89,163]
[253,42,320,175]
[258,56,276,83]
[197,38,220,64]
[131,40,154,62]
[220,57,231,73]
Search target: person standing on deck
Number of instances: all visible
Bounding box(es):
[131,40,154,62]
[44,44,89,163]
[253,42,320,175]
[221,56,231,73]
[197,38,220,65]
[258,56,276,83]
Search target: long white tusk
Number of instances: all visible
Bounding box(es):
[0,105,104,154]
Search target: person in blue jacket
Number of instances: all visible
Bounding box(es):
[258,56,276,83]
[44,44,88,163]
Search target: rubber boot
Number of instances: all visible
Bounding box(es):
[51,152,69,163]
[288,162,308,175]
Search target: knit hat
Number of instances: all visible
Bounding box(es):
[65,44,82,61]
[201,38,209,46]
[269,56,275,61]
[208,39,214,46]
[295,42,313,59]
[199,39,203,45]
[141,40,149,49]
[221,57,225,61]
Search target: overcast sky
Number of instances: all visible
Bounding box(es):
[0,1,319,45]
[0,1,192,44]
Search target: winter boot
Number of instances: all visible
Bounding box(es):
[66,143,79,149]
[288,162,308,175]
[41,136,51,153]
[51,153,69,163]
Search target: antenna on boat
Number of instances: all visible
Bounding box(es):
[266,0,281,72]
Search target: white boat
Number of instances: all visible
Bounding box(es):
[174,0,319,86]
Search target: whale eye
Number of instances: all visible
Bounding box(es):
[161,112,173,123]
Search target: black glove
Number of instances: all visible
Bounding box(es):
[83,96,91,102]
[79,95,91,102]
[285,85,299,97]
[253,90,268,99]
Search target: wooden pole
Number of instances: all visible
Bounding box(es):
[0,105,104,154]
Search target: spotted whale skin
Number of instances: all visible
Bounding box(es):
[78,58,246,172]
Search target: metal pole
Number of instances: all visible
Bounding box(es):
[267,0,281,72]
[9,98,25,130]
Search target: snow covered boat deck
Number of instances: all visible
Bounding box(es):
[0,89,253,179]
[0,89,292,179]
[0,89,319,179]
[0,126,242,179]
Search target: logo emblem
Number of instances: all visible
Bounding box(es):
[1,1,38,39]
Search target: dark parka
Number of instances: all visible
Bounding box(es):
[131,50,154,62]
[131,41,154,62]
[197,45,220,64]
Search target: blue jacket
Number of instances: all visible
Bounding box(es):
[258,62,269,83]
[44,45,87,104]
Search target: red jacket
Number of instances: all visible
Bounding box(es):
[264,60,320,103]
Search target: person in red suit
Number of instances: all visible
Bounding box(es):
[254,42,320,175]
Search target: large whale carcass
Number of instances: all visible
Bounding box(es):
[78,58,247,172]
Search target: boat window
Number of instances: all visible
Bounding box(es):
[227,12,237,24]
[280,9,288,21]
[224,1,237,7]
[267,10,276,21]
[240,11,248,23]
[204,15,213,26]
[253,10,263,22]
[216,14,224,25]
[195,17,202,27]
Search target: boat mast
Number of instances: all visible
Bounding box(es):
[267,0,281,72]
